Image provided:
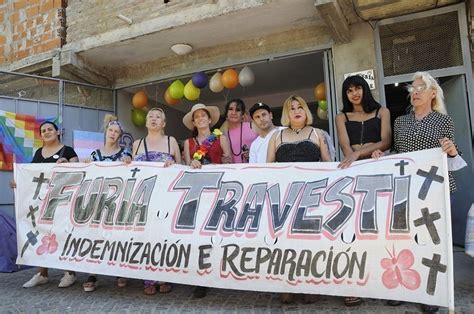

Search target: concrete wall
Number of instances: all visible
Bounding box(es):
[66,0,217,43]
[113,25,331,89]
[0,0,65,65]
[332,23,379,111]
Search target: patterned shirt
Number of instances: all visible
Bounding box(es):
[90,147,131,162]
[393,111,457,192]
[134,151,174,162]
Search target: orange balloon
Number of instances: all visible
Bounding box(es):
[165,88,179,105]
[221,69,239,89]
[132,91,148,108]
[314,82,326,101]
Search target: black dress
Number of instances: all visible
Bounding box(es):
[32,146,78,163]
[275,128,321,162]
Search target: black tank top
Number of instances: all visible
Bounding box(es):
[344,108,381,145]
[275,128,321,162]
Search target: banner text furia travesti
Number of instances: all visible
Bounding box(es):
[14,148,454,309]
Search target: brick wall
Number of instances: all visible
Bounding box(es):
[0,0,66,66]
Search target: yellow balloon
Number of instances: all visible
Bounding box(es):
[184,80,200,101]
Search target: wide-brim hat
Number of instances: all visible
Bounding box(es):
[182,103,221,130]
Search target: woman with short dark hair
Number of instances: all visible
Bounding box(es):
[19,121,79,289]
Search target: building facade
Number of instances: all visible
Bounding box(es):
[1,0,473,243]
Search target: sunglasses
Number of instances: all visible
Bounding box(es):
[407,84,427,94]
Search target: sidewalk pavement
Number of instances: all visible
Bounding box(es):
[0,247,472,313]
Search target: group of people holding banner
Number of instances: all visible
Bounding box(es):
[13,71,464,313]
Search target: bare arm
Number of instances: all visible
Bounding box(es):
[335,113,354,157]
[219,135,232,164]
[266,131,278,163]
[132,139,140,159]
[183,139,191,165]
[170,137,182,165]
[315,129,331,162]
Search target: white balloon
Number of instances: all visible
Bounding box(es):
[238,66,255,87]
[209,72,224,93]
[317,107,328,120]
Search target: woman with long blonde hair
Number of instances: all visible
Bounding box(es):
[372,71,464,313]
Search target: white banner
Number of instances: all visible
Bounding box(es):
[14,148,454,309]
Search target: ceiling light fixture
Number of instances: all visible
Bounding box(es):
[116,14,133,25]
[170,43,193,55]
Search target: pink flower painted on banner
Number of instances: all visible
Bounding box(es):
[380,247,420,290]
[36,233,59,255]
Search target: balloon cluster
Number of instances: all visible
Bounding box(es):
[209,66,255,92]
[163,72,204,105]
[131,91,148,126]
[314,82,328,120]
[163,67,256,105]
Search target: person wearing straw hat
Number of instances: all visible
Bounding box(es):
[182,103,231,298]
[183,103,231,169]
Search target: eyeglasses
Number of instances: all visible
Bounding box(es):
[407,84,427,94]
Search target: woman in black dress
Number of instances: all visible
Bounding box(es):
[267,95,331,164]
[336,75,391,169]
[267,95,332,304]
[20,121,79,288]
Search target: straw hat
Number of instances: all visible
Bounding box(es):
[182,103,221,130]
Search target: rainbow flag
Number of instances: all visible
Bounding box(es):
[0,110,57,171]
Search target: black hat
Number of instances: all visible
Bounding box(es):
[249,102,271,118]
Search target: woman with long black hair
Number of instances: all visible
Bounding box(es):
[336,75,391,169]
[222,99,258,163]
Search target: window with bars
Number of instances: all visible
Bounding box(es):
[379,11,463,77]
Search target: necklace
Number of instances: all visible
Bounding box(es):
[193,129,222,161]
[228,122,243,156]
[289,126,305,134]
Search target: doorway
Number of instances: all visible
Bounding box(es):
[117,50,335,148]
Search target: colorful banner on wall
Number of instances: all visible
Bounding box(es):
[14,148,454,310]
[72,130,103,161]
[0,110,57,171]
[73,130,134,161]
